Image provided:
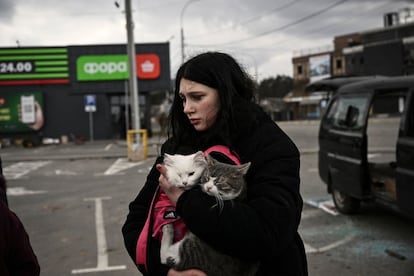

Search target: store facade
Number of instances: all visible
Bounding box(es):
[0,43,170,144]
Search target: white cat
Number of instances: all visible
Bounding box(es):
[163,151,207,189]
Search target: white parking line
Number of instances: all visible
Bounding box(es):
[301,206,354,254]
[104,158,144,175]
[72,197,126,274]
[7,187,47,196]
[304,235,354,254]
[104,143,113,151]
[3,161,51,179]
[305,198,339,216]
[54,169,77,176]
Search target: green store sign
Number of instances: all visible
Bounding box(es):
[77,55,129,81]
[0,48,69,84]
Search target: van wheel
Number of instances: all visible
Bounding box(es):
[332,188,360,214]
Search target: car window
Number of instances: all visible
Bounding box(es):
[324,94,369,131]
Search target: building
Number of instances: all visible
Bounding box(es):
[290,45,333,119]
[0,43,170,144]
[290,7,414,119]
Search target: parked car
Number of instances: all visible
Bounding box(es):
[318,75,414,217]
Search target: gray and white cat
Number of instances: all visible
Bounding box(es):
[161,151,258,276]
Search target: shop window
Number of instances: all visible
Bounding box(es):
[336,59,342,69]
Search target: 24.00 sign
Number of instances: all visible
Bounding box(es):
[0,61,34,74]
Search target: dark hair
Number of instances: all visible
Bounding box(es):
[168,52,259,150]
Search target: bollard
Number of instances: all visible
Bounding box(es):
[126,129,148,161]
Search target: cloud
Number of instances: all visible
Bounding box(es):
[0,0,16,22]
[0,0,413,78]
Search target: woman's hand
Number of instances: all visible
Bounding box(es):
[156,164,185,205]
[167,268,207,276]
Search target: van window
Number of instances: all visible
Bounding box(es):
[324,94,369,131]
[369,92,405,116]
[367,91,406,150]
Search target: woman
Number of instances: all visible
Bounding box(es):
[122,52,308,275]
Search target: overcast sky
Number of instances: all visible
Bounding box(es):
[0,0,413,80]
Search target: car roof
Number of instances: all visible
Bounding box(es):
[337,75,414,95]
[305,75,385,92]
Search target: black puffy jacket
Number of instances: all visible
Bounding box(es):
[122,111,308,276]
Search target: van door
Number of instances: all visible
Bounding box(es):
[320,93,371,199]
[396,90,414,216]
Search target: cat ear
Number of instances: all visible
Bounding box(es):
[205,154,216,166]
[163,153,173,166]
[194,151,207,165]
[164,153,173,160]
[238,162,251,175]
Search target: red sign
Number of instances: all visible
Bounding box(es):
[136,54,160,79]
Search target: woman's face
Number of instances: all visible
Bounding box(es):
[179,78,220,131]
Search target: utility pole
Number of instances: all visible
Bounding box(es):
[180,0,200,64]
[180,27,185,64]
[125,0,140,131]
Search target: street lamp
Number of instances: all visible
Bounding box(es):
[180,0,200,64]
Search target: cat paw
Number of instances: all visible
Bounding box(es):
[162,223,174,235]
[166,256,177,267]
[160,254,168,264]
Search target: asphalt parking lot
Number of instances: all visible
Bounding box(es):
[2,121,414,275]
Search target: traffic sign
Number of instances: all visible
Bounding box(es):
[85,94,96,112]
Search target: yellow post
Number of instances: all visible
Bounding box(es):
[127,129,148,161]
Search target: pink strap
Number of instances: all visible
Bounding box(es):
[136,187,160,271]
[151,192,187,241]
[204,145,241,165]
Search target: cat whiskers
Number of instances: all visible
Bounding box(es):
[211,194,225,213]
